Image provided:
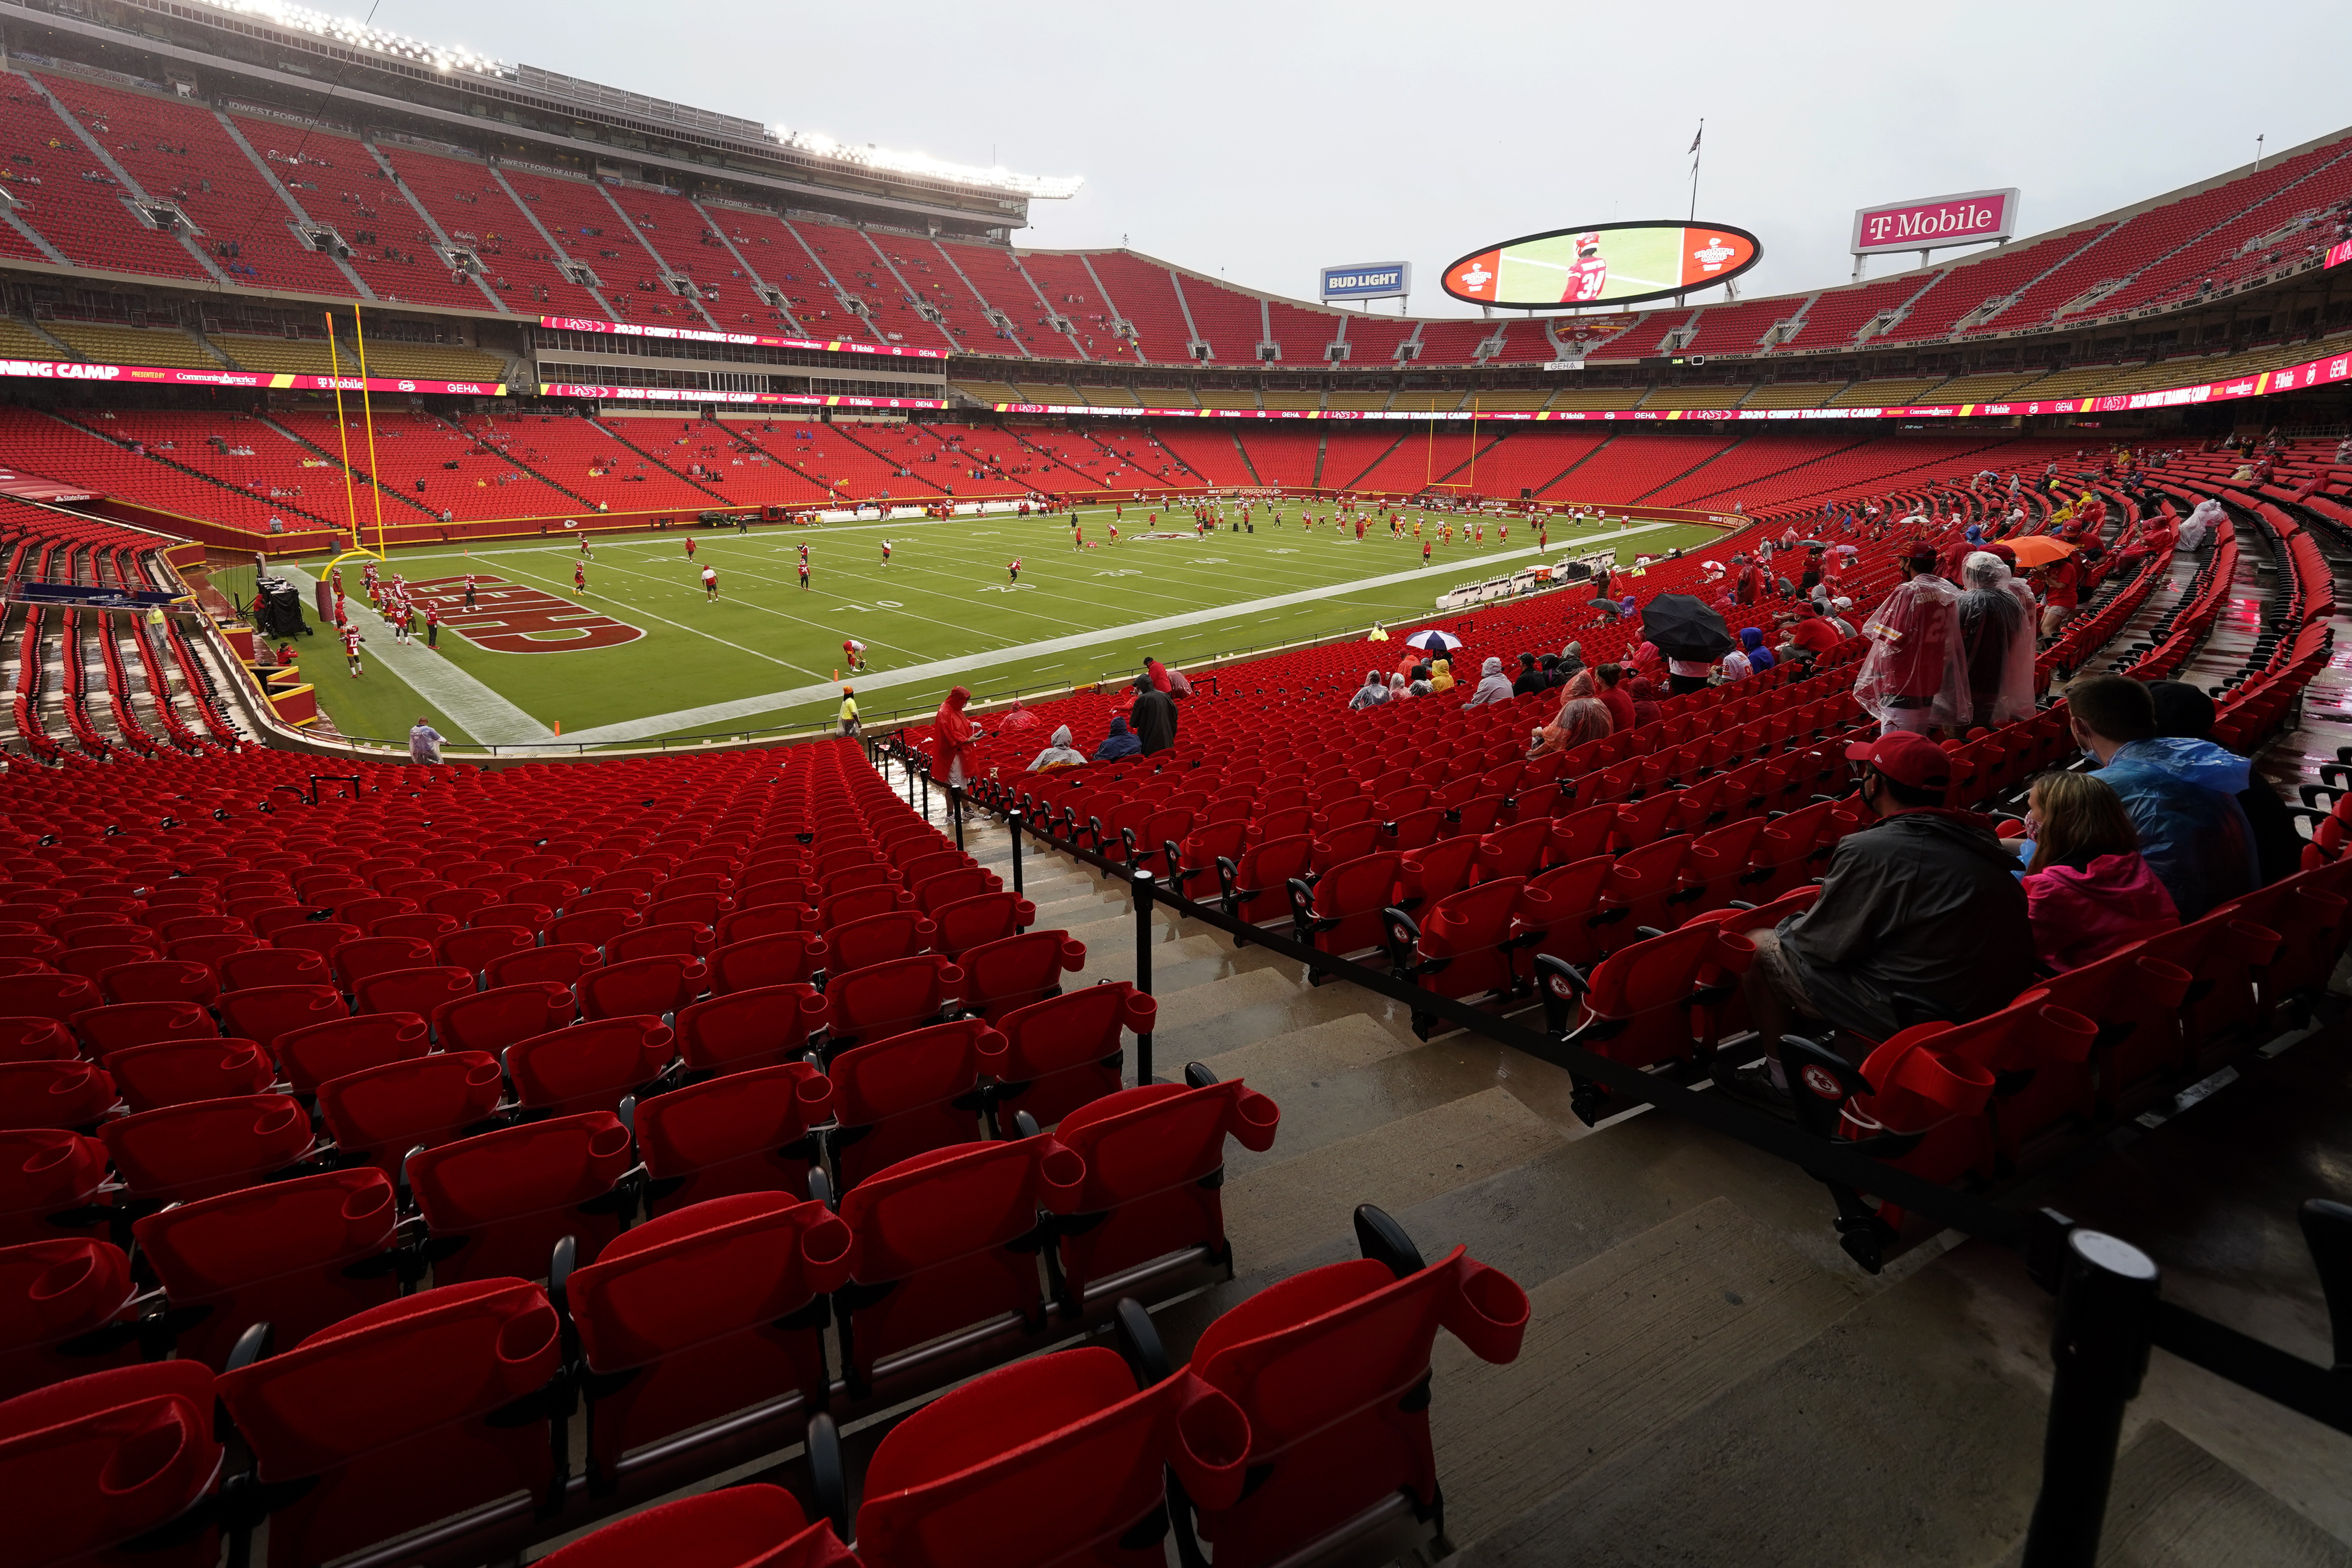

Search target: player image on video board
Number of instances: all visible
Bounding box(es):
[1443,222,1761,310]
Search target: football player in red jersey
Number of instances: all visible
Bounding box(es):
[1563,233,1609,303]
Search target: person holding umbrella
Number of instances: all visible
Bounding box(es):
[1639,593,1735,696]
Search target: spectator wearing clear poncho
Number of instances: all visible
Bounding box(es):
[1854,545,1968,736]
[1957,551,2039,732]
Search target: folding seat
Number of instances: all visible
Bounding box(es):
[1920,994,2100,1167]
[1166,818,1248,902]
[435,924,539,977]
[1443,794,1507,841]
[406,1112,637,1284]
[926,891,1036,959]
[566,1191,849,1489]
[818,883,911,930]
[239,904,322,940]
[1670,815,1777,917]
[1383,805,1448,855]
[605,921,715,967]
[0,1126,111,1248]
[1534,922,1756,1126]
[1778,1029,1999,1271]
[470,940,596,994]
[0,933,62,963]
[1045,1073,1279,1305]
[345,964,470,1025]
[473,902,555,937]
[1741,796,1837,902]
[1307,817,1385,879]
[467,872,533,902]
[0,972,101,1024]
[534,1483,856,1568]
[1181,1211,1528,1568]
[1597,833,1697,936]
[0,1058,121,1131]
[214,944,329,993]
[989,982,1155,1132]
[334,896,417,934]
[316,1052,507,1174]
[434,981,578,1057]
[156,912,249,946]
[272,1012,432,1097]
[1473,815,1554,884]
[217,982,345,1057]
[54,941,159,983]
[272,921,364,967]
[93,956,215,1006]
[823,910,934,975]
[580,954,706,1021]
[832,1132,1083,1392]
[426,886,501,923]
[570,884,655,916]
[675,984,831,1078]
[849,1335,1245,1566]
[1394,836,1480,913]
[1287,850,1401,967]
[506,1016,676,1117]
[738,877,816,912]
[0,1359,227,1568]
[217,1277,564,1568]
[131,1166,402,1372]
[0,1234,140,1398]
[503,879,574,914]
[1248,805,1315,846]
[955,926,1082,1025]
[823,954,963,1051]
[71,999,218,1056]
[634,1059,832,1217]
[62,921,152,952]
[1387,877,1553,1035]
[99,1093,315,1207]
[896,849,974,891]
[2134,913,2281,1063]
[1118,806,1197,876]
[1217,833,1313,926]
[328,934,438,995]
[101,1037,276,1114]
[709,930,828,994]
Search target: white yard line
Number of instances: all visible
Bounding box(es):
[275,563,554,744]
[555,521,1683,746]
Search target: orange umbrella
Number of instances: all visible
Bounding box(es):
[2005,535,2079,568]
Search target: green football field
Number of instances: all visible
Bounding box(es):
[249,502,1722,751]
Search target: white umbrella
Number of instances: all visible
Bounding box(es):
[1405,629,1462,653]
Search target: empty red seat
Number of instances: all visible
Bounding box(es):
[826,910,935,973]
[328,935,436,993]
[216,946,329,992]
[928,891,1035,958]
[272,1012,431,1097]
[0,1128,111,1247]
[675,983,830,1077]
[506,1015,675,1116]
[1389,876,1552,1035]
[436,924,538,975]
[848,1343,1248,1568]
[1536,922,1756,1126]
[547,906,640,949]
[823,954,963,1050]
[218,984,344,1056]
[433,981,577,1056]
[217,1278,563,1568]
[606,921,713,965]
[101,1037,276,1113]
[407,1112,636,1283]
[635,1060,833,1215]
[567,1192,849,1489]
[316,1051,507,1174]
[1183,1215,1528,1567]
[483,942,601,991]
[709,930,828,994]
[1219,834,1313,925]
[0,1059,120,1131]
[991,982,1155,1131]
[132,1166,401,1371]
[0,1360,225,1568]
[1046,1074,1279,1304]
[0,973,100,1023]
[534,1483,855,1568]
[825,1017,1003,1191]
[579,953,704,1020]
[94,958,216,1006]
[834,1132,1083,1392]
[956,930,1085,1022]
[71,999,218,1056]
[352,964,476,1020]
[1288,850,1400,962]
[99,1092,315,1205]
[0,1234,139,1398]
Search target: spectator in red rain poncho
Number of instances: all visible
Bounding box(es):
[1854,546,1967,735]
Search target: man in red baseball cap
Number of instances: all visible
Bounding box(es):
[1721,730,2033,1115]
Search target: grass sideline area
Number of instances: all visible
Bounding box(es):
[258,502,1723,748]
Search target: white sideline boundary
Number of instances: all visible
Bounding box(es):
[275,563,556,744]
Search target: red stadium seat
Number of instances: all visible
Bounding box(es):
[634,1059,833,1215]
[406,1112,636,1283]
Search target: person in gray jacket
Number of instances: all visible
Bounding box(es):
[1726,730,2035,1112]
[1461,656,1516,706]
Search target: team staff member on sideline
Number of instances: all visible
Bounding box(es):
[838,687,860,737]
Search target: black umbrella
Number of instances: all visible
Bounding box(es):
[1640,594,1734,662]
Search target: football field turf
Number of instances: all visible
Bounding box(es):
[267,503,1723,750]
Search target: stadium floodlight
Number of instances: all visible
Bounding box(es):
[765,125,1081,199]
[203,0,515,78]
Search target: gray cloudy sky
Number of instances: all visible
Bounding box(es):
[384,0,2352,316]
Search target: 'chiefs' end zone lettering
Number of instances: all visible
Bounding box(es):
[409,576,644,653]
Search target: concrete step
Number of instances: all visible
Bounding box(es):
[2010,1421,2352,1568]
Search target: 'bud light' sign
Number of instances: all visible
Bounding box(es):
[1850,188,2020,256]
[1320,261,1411,302]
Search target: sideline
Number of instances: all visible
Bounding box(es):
[555,520,1686,745]
[276,563,556,743]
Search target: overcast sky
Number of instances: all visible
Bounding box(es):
[381,0,2352,316]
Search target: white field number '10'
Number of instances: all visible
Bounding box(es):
[874,600,904,609]
[1094,569,1142,577]
[977,584,1034,593]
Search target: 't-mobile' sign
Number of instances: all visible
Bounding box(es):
[1851,188,2020,256]
[1320,261,1411,302]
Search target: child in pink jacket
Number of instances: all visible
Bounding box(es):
[2018,773,2179,971]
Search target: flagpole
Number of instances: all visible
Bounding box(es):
[1688,119,1704,221]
